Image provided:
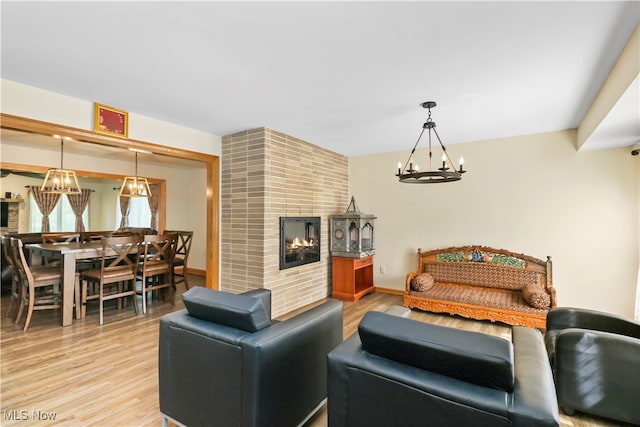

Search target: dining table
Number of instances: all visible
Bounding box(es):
[25,240,113,326]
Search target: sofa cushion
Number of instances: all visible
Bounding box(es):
[358,311,515,391]
[410,273,434,292]
[183,287,271,332]
[521,283,550,309]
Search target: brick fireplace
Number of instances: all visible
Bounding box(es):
[221,128,349,317]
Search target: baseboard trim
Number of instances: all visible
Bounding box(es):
[184,267,206,276]
[373,286,405,296]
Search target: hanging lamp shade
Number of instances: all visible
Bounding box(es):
[119,151,152,197]
[41,137,82,194]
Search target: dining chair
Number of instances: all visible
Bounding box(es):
[163,230,193,290]
[2,235,21,321]
[80,235,143,325]
[11,237,81,331]
[137,234,176,314]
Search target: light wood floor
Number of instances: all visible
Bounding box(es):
[0,280,623,426]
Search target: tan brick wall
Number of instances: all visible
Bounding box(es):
[1,203,20,234]
[221,127,349,317]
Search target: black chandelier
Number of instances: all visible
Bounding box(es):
[396,101,466,184]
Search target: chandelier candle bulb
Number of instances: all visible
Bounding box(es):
[459,157,465,173]
[397,161,402,175]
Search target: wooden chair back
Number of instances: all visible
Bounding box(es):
[42,232,81,243]
[164,230,193,264]
[99,235,144,278]
[163,230,193,289]
[81,231,113,242]
[138,234,177,314]
[11,238,34,286]
[2,236,21,320]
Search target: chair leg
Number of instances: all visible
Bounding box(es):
[15,290,26,326]
[168,275,175,305]
[6,294,19,322]
[6,276,20,321]
[142,277,148,314]
[127,279,138,317]
[99,283,104,326]
[22,288,36,332]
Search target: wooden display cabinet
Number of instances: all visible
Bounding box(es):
[332,255,374,302]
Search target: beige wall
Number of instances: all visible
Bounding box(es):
[350,130,639,317]
[1,80,221,155]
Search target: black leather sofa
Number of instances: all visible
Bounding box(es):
[545,307,640,425]
[328,311,559,427]
[159,287,343,427]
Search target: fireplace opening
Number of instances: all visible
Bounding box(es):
[279,217,321,270]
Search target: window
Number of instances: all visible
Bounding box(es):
[29,195,89,232]
[115,197,151,229]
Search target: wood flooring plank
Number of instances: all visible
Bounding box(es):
[0,281,621,427]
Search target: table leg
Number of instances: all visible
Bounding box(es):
[62,253,77,326]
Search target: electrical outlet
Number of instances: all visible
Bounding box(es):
[380,266,386,274]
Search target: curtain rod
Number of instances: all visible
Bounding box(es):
[25,185,95,192]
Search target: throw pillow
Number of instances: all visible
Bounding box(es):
[521,283,550,309]
[411,272,434,292]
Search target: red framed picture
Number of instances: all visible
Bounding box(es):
[94,103,128,138]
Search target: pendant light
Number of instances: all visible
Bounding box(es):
[41,136,82,194]
[396,101,467,184]
[119,150,152,197]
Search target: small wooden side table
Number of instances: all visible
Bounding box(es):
[331,255,374,302]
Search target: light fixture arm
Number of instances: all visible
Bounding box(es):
[400,127,425,173]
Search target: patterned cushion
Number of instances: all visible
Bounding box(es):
[521,283,551,309]
[424,262,543,290]
[411,273,434,292]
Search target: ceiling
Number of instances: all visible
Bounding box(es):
[1,1,639,157]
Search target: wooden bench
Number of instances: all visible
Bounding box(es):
[404,245,556,329]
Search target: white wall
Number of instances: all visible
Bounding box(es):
[350,130,639,318]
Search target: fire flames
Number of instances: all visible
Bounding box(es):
[288,237,315,249]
